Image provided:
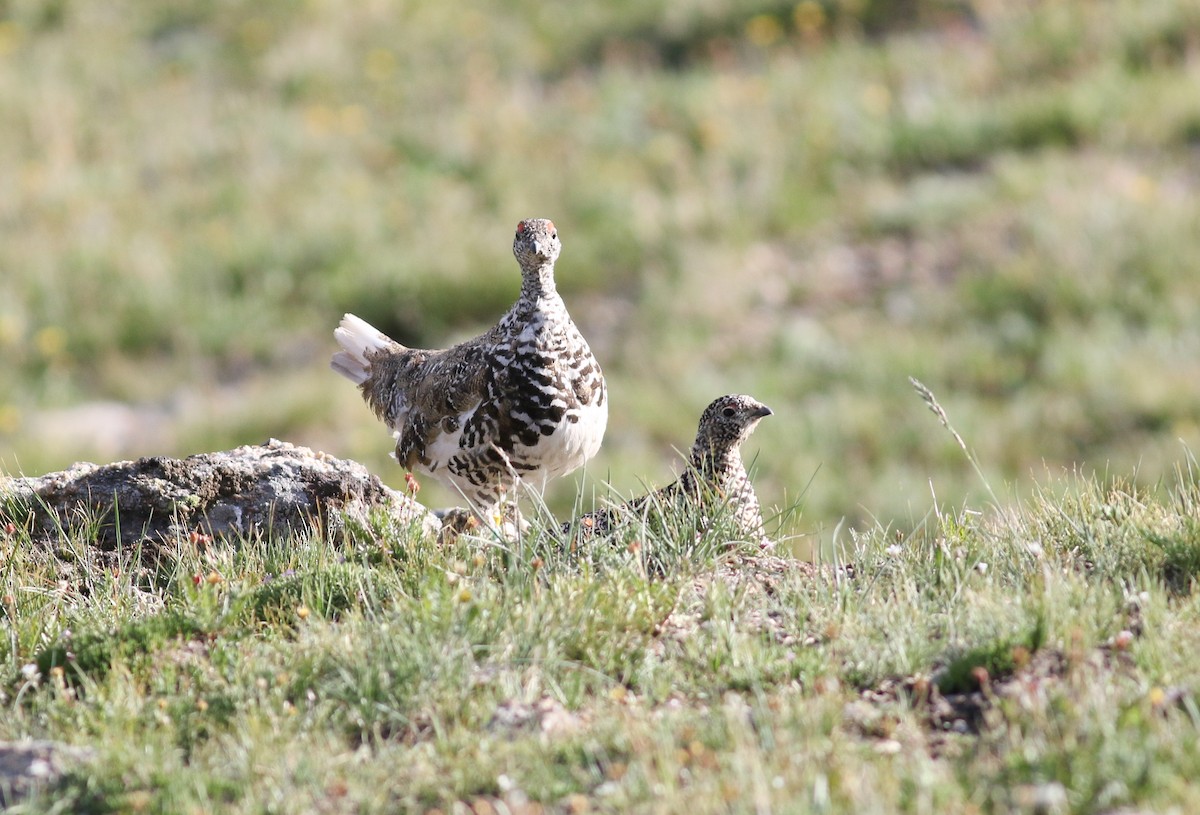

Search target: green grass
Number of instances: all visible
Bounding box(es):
[3,462,1200,813]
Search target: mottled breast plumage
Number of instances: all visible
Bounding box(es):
[331,218,607,524]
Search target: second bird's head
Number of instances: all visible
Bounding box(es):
[513,218,562,270]
[696,394,774,454]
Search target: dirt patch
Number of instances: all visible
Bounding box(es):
[849,641,1191,758]
[654,553,819,648]
[0,740,94,807]
[853,649,1070,746]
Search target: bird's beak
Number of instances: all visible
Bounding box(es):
[752,405,773,419]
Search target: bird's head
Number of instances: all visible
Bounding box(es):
[513,218,561,273]
[694,394,773,457]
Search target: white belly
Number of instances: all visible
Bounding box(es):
[517,398,608,488]
[403,397,607,496]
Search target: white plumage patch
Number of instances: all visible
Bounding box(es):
[331,314,395,385]
[517,399,608,487]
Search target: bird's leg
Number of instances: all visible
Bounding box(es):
[500,500,528,537]
[436,507,478,545]
[484,444,532,539]
[454,483,524,541]
[470,496,527,541]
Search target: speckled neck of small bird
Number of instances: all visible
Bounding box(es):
[691,441,744,481]
[519,262,558,300]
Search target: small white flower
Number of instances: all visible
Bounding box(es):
[20,663,41,684]
[974,561,989,575]
[886,544,902,557]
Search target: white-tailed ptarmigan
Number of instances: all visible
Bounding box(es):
[332,218,607,530]
[568,394,773,548]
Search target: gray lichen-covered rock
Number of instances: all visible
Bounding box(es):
[0,439,439,552]
[0,740,94,806]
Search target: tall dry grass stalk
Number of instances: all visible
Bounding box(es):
[909,376,1000,509]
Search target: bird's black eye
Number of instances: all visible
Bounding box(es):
[551,231,558,240]
[721,406,736,418]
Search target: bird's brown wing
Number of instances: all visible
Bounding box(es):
[392,344,493,471]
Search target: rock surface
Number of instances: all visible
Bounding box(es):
[0,439,439,554]
[0,740,94,806]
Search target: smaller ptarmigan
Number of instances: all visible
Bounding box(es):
[568,394,774,548]
[331,218,607,530]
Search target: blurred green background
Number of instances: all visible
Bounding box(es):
[3,0,1200,544]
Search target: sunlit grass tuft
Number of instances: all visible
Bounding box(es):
[3,460,1200,811]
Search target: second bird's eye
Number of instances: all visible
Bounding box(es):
[722,407,736,418]
[551,231,558,240]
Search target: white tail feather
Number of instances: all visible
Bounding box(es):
[330,313,396,385]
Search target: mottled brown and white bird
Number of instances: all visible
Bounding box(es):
[332,218,607,530]
[569,394,774,547]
